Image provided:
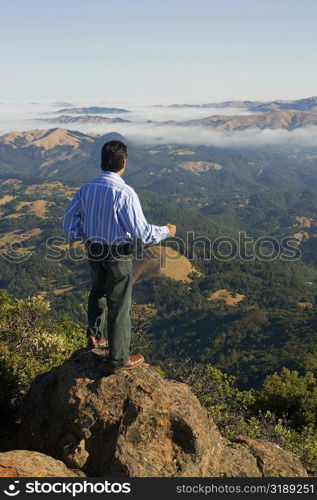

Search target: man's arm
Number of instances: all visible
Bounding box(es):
[118,188,175,245]
[62,188,86,242]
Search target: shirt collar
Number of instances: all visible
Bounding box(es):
[99,171,126,184]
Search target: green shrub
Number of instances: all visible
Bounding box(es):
[255,367,317,428]
[0,291,85,421]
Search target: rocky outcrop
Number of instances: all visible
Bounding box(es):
[218,436,307,477]
[19,348,223,477]
[0,450,85,477]
[18,349,307,477]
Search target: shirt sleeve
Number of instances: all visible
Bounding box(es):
[117,188,170,245]
[62,188,86,241]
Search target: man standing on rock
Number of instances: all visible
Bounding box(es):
[63,140,176,372]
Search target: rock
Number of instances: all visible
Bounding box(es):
[19,348,224,477]
[218,436,307,477]
[217,440,262,477]
[0,450,85,477]
[18,348,308,477]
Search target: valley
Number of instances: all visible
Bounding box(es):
[2,104,317,388]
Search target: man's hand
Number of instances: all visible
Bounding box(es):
[166,223,176,237]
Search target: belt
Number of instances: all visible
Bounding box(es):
[87,240,133,257]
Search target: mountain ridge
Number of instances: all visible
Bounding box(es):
[56,106,130,114]
[0,128,95,150]
[41,115,131,124]
[169,110,317,130]
[159,96,317,113]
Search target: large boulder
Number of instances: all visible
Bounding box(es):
[19,348,224,477]
[218,436,308,477]
[18,348,308,477]
[0,450,84,477]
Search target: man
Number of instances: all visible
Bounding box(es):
[63,140,176,372]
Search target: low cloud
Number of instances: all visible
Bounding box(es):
[1,101,317,149]
[31,120,317,150]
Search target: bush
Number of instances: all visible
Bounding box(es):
[0,291,85,422]
[255,367,317,428]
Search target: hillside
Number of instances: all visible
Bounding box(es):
[176,110,317,130]
[56,106,129,114]
[0,128,95,150]
[42,115,131,124]
[163,96,317,113]
[133,245,200,284]
[1,128,317,389]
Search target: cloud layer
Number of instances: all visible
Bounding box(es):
[1,101,317,149]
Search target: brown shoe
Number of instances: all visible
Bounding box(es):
[87,336,98,349]
[98,338,108,348]
[113,354,144,372]
[87,336,108,349]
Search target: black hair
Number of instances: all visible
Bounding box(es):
[101,140,128,172]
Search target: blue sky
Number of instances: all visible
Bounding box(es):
[0,0,316,103]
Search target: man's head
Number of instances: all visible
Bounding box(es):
[101,140,128,174]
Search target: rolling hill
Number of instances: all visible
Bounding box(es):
[173,110,317,130]
[0,128,94,150]
[56,106,129,114]
[2,126,317,387]
[161,96,317,113]
[42,115,131,124]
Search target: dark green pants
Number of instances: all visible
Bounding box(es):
[87,248,133,369]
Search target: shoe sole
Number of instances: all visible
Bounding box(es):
[112,359,144,374]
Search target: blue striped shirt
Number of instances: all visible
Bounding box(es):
[62,171,170,245]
